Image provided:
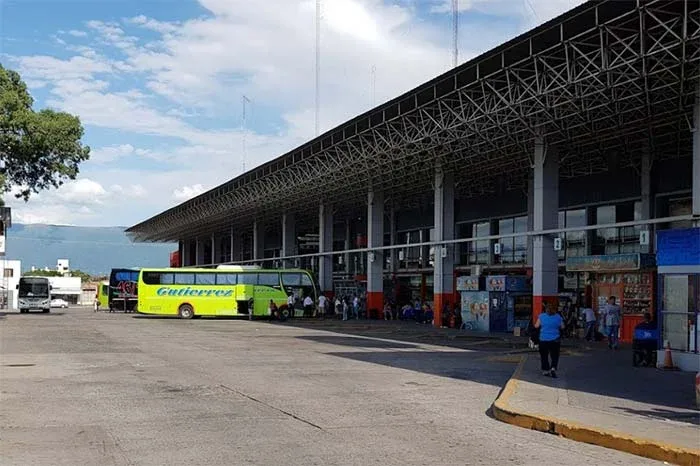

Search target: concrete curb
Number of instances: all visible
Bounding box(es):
[492,355,700,466]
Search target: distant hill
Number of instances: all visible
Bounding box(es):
[5,224,175,275]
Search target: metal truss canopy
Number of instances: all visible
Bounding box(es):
[127,0,700,244]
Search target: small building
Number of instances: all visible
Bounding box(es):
[47,276,82,305]
[1,259,21,309]
[56,259,70,276]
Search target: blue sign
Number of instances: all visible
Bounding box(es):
[656,228,700,266]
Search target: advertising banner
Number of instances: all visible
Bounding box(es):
[460,291,490,332]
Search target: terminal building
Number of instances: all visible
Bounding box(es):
[128,1,700,368]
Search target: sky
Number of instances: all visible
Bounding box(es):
[1,0,586,227]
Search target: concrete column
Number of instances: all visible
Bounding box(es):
[433,168,455,328]
[693,79,700,220]
[195,239,204,266]
[253,222,264,263]
[282,213,296,269]
[526,176,534,267]
[532,138,559,320]
[344,219,351,275]
[640,147,653,253]
[367,190,384,315]
[318,203,334,294]
[211,234,217,265]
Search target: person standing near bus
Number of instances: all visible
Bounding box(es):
[318,293,327,318]
[287,293,295,318]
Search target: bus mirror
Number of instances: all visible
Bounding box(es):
[15,284,18,289]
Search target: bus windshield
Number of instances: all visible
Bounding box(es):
[18,278,50,298]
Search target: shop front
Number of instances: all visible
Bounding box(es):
[457,275,532,333]
[656,228,700,372]
[566,253,656,343]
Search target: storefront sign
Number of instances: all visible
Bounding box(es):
[565,254,650,272]
[657,228,700,266]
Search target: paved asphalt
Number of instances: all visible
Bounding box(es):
[0,308,662,466]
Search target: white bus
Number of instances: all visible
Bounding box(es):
[17,276,52,313]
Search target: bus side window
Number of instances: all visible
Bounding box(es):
[216,273,237,285]
[196,273,216,285]
[238,273,257,285]
[282,273,301,293]
[174,273,195,285]
[258,273,281,289]
[143,272,162,285]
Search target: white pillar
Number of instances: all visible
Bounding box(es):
[693,79,700,220]
[318,203,333,293]
[532,138,559,320]
[640,147,653,253]
[526,175,534,266]
[367,190,384,315]
[282,213,297,269]
[433,167,455,327]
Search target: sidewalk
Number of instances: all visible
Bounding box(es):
[493,347,700,465]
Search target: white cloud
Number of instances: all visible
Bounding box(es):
[173,184,205,202]
[5,0,586,227]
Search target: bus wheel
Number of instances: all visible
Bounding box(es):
[178,304,194,319]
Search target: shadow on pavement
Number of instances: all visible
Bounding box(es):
[2,311,65,317]
[325,350,514,388]
[519,348,699,420]
[274,319,529,352]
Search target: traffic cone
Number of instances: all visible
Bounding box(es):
[663,341,676,370]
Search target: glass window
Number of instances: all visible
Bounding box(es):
[282,273,302,287]
[474,222,490,264]
[238,273,257,285]
[258,273,280,287]
[594,205,619,255]
[301,274,314,287]
[196,273,216,285]
[160,273,175,285]
[498,218,514,264]
[513,216,528,264]
[565,209,586,258]
[142,272,161,285]
[3,268,13,278]
[174,273,195,285]
[668,198,693,230]
[216,273,237,285]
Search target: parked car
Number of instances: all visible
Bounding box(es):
[50,298,69,309]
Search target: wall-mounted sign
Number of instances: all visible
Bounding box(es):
[639,230,650,246]
[494,243,501,255]
[657,228,700,266]
[565,254,655,272]
[553,237,562,251]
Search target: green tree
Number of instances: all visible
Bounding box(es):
[22,270,62,277]
[0,64,90,203]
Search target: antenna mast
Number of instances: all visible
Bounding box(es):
[452,0,459,67]
[315,0,321,136]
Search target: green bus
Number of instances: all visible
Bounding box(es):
[136,266,318,319]
[94,280,109,311]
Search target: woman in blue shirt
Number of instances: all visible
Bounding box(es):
[535,303,565,378]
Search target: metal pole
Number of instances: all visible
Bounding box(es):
[315,0,321,137]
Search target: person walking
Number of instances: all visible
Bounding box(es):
[535,303,565,378]
[582,304,596,341]
[602,296,621,350]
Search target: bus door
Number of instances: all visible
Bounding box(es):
[235,283,255,316]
